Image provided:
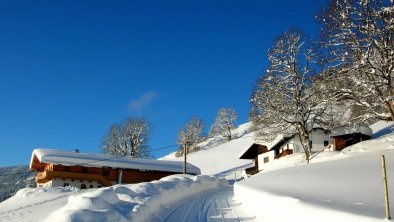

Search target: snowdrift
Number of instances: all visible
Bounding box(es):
[44,175,227,222]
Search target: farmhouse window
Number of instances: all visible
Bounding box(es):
[264,157,269,163]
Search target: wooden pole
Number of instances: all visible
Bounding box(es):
[183,144,187,174]
[382,155,391,220]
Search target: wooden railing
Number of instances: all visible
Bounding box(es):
[274,149,293,159]
[36,171,112,186]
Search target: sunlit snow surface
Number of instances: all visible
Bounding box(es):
[160,122,255,178]
[0,175,229,222]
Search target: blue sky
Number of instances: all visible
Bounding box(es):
[0,0,326,167]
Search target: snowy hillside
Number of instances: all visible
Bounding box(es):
[160,122,255,178]
[235,121,394,222]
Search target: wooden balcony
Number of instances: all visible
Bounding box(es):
[36,171,112,186]
[274,149,293,159]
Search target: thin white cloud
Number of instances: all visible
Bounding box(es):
[128,90,157,113]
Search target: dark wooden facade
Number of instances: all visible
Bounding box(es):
[332,133,371,151]
[34,163,181,188]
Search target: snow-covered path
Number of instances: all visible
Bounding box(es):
[160,186,254,222]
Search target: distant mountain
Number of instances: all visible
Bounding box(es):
[0,165,36,202]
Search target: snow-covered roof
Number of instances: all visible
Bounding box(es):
[30,149,201,175]
[330,124,372,137]
[267,133,295,150]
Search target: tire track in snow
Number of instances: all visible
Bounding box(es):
[161,186,241,222]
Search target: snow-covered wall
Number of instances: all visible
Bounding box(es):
[285,130,331,154]
[309,129,331,152]
[258,150,275,170]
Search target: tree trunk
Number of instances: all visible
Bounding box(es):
[297,130,310,163]
[386,101,394,122]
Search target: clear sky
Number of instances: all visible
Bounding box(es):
[0,0,327,167]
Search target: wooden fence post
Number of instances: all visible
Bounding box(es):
[382,155,391,220]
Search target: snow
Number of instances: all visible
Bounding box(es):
[234,121,394,222]
[330,124,373,137]
[370,121,394,138]
[30,149,201,175]
[0,187,81,222]
[159,186,254,222]
[0,175,228,222]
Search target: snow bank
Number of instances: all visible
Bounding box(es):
[0,187,80,222]
[45,175,228,222]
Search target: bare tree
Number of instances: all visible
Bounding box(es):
[102,124,127,157]
[209,108,237,141]
[250,30,328,163]
[176,116,205,156]
[318,0,394,122]
[102,118,150,158]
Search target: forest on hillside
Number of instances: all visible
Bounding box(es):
[0,166,35,202]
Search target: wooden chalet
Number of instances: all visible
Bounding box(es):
[29,149,200,189]
[238,143,267,175]
[330,125,372,151]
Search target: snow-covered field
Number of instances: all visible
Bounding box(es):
[234,121,394,222]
